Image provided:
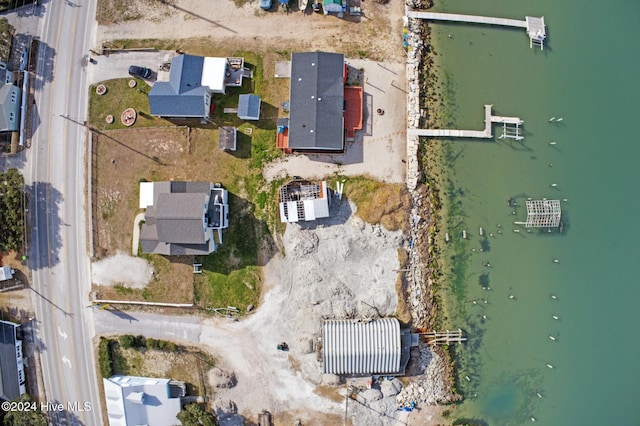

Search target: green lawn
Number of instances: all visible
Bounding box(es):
[89,78,173,130]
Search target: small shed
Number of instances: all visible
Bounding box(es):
[237,94,261,121]
[0,266,14,282]
[219,126,237,151]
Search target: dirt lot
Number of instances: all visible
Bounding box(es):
[96,0,406,63]
[199,199,408,424]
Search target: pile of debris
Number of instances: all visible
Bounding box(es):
[395,344,460,406]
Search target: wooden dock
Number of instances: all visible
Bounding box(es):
[408,104,523,140]
[419,329,466,345]
[405,8,546,49]
[405,10,527,28]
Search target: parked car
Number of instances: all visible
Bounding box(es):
[128,65,152,79]
[259,0,272,10]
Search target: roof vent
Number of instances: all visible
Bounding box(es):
[311,96,315,99]
[318,97,322,101]
[298,78,302,81]
[312,62,316,66]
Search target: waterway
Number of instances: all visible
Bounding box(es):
[425,0,640,424]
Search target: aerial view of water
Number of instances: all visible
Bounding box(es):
[426,0,640,424]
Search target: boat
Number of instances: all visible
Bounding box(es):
[299,0,309,11]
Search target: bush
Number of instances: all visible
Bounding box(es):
[158,340,177,351]
[119,335,134,348]
[98,337,113,378]
[177,404,218,426]
[146,338,159,349]
[133,335,146,347]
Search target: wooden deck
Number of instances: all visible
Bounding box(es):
[344,86,363,140]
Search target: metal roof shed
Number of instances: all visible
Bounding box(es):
[322,318,401,375]
[237,94,261,120]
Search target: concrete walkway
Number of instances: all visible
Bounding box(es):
[132,212,145,255]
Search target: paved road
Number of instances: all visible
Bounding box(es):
[26,0,102,423]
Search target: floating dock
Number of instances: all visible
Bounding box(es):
[405,8,546,49]
[408,104,523,140]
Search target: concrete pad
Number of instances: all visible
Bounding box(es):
[275,61,291,78]
[86,50,177,86]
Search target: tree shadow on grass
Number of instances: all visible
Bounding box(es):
[197,192,275,275]
[194,192,276,311]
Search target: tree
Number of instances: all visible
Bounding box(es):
[2,394,48,426]
[177,403,218,426]
[0,18,14,63]
[0,168,25,252]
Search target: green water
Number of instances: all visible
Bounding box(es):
[427,0,640,424]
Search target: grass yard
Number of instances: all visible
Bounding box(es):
[99,336,214,396]
[89,78,172,131]
[336,176,410,233]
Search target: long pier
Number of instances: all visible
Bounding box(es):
[408,105,523,140]
[405,10,527,28]
[406,8,546,49]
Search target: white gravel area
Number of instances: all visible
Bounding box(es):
[91,252,153,288]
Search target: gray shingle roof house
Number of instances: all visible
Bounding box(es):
[0,62,20,132]
[103,375,186,426]
[287,52,345,152]
[0,320,26,402]
[149,54,249,119]
[139,181,229,255]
